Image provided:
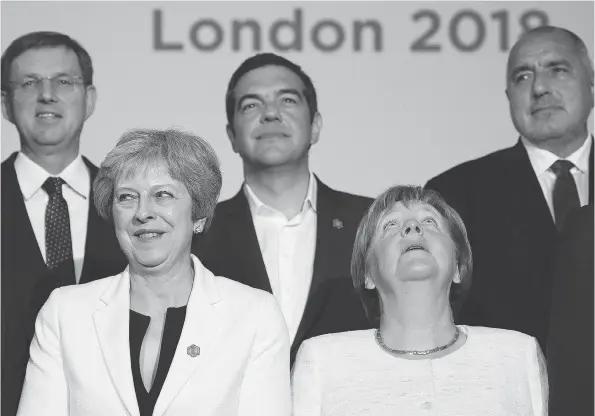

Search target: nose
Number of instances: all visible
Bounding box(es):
[134,196,156,223]
[400,220,423,237]
[260,102,282,123]
[37,78,58,103]
[531,70,551,99]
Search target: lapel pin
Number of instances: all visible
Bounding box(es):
[187,344,200,357]
[332,219,343,229]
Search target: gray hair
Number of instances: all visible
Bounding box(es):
[94,128,222,231]
[507,25,594,84]
[351,185,473,327]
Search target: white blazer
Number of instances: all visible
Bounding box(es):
[17,255,291,416]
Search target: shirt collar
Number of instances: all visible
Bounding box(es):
[244,172,318,216]
[14,152,90,200]
[521,134,592,176]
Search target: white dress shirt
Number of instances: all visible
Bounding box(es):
[522,136,591,222]
[244,173,317,345]
[14,152,90,283]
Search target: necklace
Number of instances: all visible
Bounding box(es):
[375,326,460,356]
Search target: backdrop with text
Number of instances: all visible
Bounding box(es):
[1,1,593,199]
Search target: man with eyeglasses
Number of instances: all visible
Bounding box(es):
[1,31,126,415]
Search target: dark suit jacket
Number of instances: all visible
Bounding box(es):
[547,204,594,416]
[426,138,594,351]
[1,152,127,416]
[192,177,373,365]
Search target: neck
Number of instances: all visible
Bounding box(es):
[536,128,589,158]
[129,256,194,315]
[244,163,311,219]
[379,282,456,351]
[21,144,79,175]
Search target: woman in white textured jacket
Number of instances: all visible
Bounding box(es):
[18,128,290,416]
[292,185,547,416]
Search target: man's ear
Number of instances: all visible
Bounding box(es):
[84,85,97,120]
[226,124,239,153]
[309,112,322,146]
[1,91,15,123]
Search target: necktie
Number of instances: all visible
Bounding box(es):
[42,177,75,285]
[550,160,580,231]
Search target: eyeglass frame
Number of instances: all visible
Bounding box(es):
[8,74,86,95]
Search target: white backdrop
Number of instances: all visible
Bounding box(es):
[1,1,593,200]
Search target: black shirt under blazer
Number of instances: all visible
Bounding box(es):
[1,152,127,416]
[426,138,594,351]
[192,176,374,365]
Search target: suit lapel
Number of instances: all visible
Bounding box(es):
[222,190,271,292]
[92,271,139,416]
[1,152,47,278]
[292,178,342,350]
[153,256,221,416]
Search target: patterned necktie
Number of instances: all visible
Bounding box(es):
[550,160,580,231]
[42,177,75,285]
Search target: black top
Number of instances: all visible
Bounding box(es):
[129,306,187,416]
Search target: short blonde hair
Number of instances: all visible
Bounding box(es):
[94,128,222,231]
[351,185,473,326]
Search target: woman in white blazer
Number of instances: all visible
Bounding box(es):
[292,185,548,416]
[17,128,291,416]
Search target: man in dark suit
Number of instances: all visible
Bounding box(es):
[192,53,373,365]
[547,204,593,416]
[1,31,126,415]
[426,26,593,351]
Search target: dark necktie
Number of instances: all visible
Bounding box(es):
[550,160,580,231]
[42,177,75,285]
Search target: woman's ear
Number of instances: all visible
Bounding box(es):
[453,266,462,284]
[364,274,376,290]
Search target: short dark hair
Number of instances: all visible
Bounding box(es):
[225,53,318,127]
[1,31,93,93]
[351,185,473,327]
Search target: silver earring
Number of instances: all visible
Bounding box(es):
[193,226,201,234]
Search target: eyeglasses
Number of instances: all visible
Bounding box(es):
[10,75,84,94]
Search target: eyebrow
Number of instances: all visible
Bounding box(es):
[509,58,573,79]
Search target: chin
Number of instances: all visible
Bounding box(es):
[396,258,439,281]
[132,251,168,269]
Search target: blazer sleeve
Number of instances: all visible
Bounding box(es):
[291,339,323,416]
[526,336,549,416]
[237,293,291,416]
[17,289,68,416]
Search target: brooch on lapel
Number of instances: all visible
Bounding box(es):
[332,219,343,229]
[187,344,200,357]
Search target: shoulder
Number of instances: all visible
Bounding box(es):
[1,153,17,175]
[464,326,539,354]
[299,330,376,357]
[431,146,517,182]
[214,274,273,304]
[39,274,119,318]
[317,179,373,214]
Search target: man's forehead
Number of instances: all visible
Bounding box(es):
[510,33,577,65]
[235,65,305,94]
[12,46,80,74]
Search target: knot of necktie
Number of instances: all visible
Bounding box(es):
[550,160,576,176]
[42,177,66,197]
